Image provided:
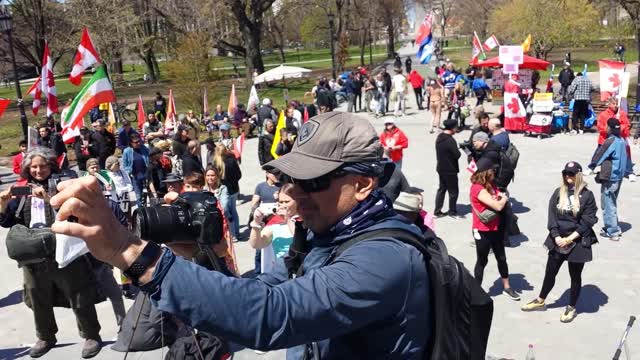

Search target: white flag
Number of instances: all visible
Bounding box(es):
[247,85,260,112]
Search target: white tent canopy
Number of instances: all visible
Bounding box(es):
[253,64,312,84]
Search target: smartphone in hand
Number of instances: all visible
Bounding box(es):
[10,186,32,197]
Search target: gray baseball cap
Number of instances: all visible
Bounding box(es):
[263,112,383,180]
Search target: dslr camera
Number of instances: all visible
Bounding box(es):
[133,191,223,245]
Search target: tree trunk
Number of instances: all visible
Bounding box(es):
[386,15,395,58]
[243,23,265,82]
[112,54,124,74]
[143,50,157,83]
[151,51,161,81]
[359,29,366,66]
[278,45,286,63]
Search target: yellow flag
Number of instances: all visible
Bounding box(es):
[107,102,117,133]
[522,34,532,53]
[270,110,285,159]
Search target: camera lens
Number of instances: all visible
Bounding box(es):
[134,206,186,244]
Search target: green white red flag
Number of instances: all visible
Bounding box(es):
[472,32,486,62]
[61,65,115,143]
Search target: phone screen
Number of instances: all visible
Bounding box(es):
[10,186,32,197]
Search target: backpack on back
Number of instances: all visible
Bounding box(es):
[504,143,520,170]
[495,150,515,189]
[330,227,493,360]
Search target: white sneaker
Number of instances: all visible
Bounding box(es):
[583,168,593,176]
[630,174,637,182]
[255,350,268,355]
[579,129,584,134]
[570,130,577,135]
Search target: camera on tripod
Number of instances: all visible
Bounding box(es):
[133,191,224,246]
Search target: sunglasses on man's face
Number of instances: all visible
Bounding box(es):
[280,170,348,193]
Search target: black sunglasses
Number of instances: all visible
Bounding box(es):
[280,169,348,193]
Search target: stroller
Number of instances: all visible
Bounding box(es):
[524,92,554,139]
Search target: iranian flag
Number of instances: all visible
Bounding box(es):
[61,65,115,143]
[471,32,486,62]
[599,60,625,101]
[69,28,101,85]
[483,35,500,51]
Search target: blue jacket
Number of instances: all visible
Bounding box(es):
[140,215,430,359]
[343,78,356,95]
[442,70,457,89]
[117,127,139,150]
[122,146,149,176]
[589,135,629,182]
[472,78,490,91]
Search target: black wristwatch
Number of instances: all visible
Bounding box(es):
[123,241,162,286]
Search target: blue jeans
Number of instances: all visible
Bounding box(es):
[601,180,622,236]
[133,178,145,208]
[227,192,240,238]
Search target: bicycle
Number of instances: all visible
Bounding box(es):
[114,100,138,124]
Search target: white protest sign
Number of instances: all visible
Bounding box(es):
[499,46,524,65]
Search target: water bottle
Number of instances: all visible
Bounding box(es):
[525,344,535,360]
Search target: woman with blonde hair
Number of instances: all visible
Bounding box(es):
[522,161,598,323]
[213,143,242,240]
[470,157,520,300]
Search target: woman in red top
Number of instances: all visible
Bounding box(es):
[379,119,409,169]
[470,158,520,300]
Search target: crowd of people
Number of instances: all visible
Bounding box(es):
[0,47,638,360]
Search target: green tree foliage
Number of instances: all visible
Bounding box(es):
[165,32,211,111]
[489,0,600,59]
[300,9,330,49]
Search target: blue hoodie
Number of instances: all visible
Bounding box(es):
[589,134,629,182]
[140,196,430,359]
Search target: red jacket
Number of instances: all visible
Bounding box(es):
[597,108,630,144]
[407,70,424,89]
[380,127,409,162]
[12,152,24,176]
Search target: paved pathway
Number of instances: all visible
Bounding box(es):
[1,43,640,359]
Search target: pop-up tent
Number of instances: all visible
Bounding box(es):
[253,64,312,84]
[470,55,551,70]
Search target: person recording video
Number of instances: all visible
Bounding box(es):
[48,113,432,358]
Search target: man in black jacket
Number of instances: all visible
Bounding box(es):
[91,120,116,169]
[558,63,575,102]
[182,140,204,176]
[434,119,462,218]
[258,119,276,166]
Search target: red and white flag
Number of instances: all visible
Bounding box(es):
[504,79,526,130]
[483,35,500,51]
[40,42,58,116]
[69,28,101,86]
[227,84,237,115]
[233,132,245,160]
[471,32,486,62]
[165,89,176,131]
[137,95,146,129]
[27,78,41,115]
[599,60,625,101]
[467,159,478,174]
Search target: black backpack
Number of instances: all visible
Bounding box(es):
[165,331,231,360]
[495,150,515,189]
[327,227,493,360]
[504,143,520,170]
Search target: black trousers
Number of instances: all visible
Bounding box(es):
[571,100,589,131]
[355,91,362,111]
[475,89,486,106]
[413,87,423,109]
[539,253,585,307]
[434,172,458,214]
[474,230,509,286]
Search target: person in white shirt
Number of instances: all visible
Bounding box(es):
[392,68,408,116]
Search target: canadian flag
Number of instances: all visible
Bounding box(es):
[599,60,625,101]
[483,35,500,51]
[467,159,478,174]
[26,78,41,115]
[504,79,526,131]
[40,42,58,116]
[70,28,101,85]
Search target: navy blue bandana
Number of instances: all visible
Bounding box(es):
[327,189,395,238]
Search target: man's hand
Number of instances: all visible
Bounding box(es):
[50,176,144,270]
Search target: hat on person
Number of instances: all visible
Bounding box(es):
[161,173,183,183]
[263,112,383,180]
[475,157,495,173]
[220,123,231,131]
[443,119,458,130]
[384,118,396,125]
[393,192,422,213]
[562,161,583,175]
[263,98,271,106]
[149,147,163,157]
[86,158,99,169]
[607,117,621,129]
[105,156,120,170]
[472,131,490,143]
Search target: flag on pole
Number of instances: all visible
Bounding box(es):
[61,65,115,143]
[69,28,101,86]
[471,32,486,62]
[137,95,146,129]
[0,98,10,118]
[27,78,41,115]
[599,60,625,101]
[233,132,245,160]
[522,34,532,53]
[165,89,176,131]
[270,110,285,159]
[228,84,237,116]
[107,102,117,133]
[504,79,527,130]
[41,41,59,116]
[467,159,478,174]
[247,85,260,112]
[303,106,310,123]
[203,88,209,115]
[415,12,434,64]
[482,35,500,51]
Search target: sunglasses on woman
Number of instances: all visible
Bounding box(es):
[280,170,348,193]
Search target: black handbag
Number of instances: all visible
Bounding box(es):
[5,224,56,263]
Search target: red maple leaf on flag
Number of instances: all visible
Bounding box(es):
[507,96,520,114]
[609,73,621,89]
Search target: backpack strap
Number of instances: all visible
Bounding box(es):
[330,228,430,265]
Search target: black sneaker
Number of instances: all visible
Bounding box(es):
[447,211,459,219]
[433,211,446,218]
[503,288,521,301]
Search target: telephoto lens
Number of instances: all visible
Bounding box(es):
[133,191,224,245]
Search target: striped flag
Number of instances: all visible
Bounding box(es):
[69,28,101,85]
[471,32,486,62]
[482,35,500,51]
[415,12,434,64]
[61,65,115,143]
[27,78,41,115]
[40,42,59,116]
